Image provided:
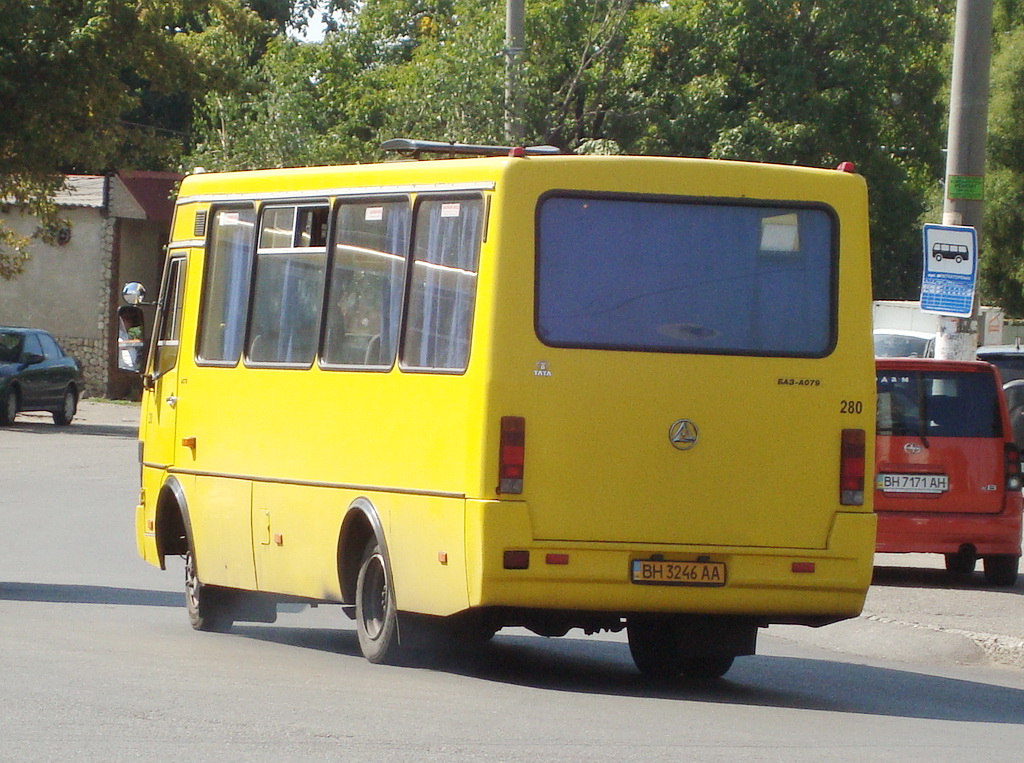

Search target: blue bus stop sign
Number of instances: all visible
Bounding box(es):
[920,224,977,317]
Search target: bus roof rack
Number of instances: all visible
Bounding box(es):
[381,138,562,159]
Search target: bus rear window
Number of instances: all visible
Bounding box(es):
[536,194,835,356]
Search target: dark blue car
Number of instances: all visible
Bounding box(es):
[0,327,83,426]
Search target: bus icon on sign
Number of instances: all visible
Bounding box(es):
[932,242,970,264]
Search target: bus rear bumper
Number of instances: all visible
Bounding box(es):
[466,502,876,626]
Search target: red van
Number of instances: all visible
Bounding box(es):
[875,358,1022,585]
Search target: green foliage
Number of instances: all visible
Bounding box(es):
[980,24,1024,315]
[5,0,963,304]
[616,0,951,298]
[0,0,190,278]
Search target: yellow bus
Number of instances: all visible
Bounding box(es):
[117,140,876,679]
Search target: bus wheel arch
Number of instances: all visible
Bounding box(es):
[338,498,402,663]
[154,476,191,569]
[338,498,391,604]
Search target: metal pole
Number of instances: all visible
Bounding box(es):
[505,0,525,144]
[936,0,993,360]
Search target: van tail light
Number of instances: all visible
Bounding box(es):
[840,429,866,505]
[498,416,525,494]
[1005,443,1022,492]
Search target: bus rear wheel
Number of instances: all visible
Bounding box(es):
[627,619,684,678]
[679,655,735,679]
[355,539,400,664]
[184,548,235,632]
[627,617,738,680]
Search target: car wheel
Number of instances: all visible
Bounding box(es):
[945,551,976,576]
[983,555,1019,587]
[0,386,19,425]
[355,538,401,664]
[184,547,235,632]
[52,386,77,426]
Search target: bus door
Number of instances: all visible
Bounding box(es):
[144,252,187,469]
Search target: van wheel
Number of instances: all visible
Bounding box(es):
[627,618,683,678]
[184,548,234,632]
[945,551,976,575]
[983,555,1019,586]
[52,386,77,425]
[355,539,400,664]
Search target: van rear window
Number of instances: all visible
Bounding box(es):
[536,193,835,356]
[877,370,1002,438]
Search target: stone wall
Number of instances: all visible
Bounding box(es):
[58,336,108,398]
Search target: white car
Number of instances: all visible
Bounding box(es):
[873,329,935,358]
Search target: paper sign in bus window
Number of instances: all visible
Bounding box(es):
[760,213,800,253]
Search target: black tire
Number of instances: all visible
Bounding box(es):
[0,386,18,425]
[52,386,77,426]
[355,539,400,664]
[983,555,1020,587]
[184,548,234,632]
[627,618,684,678]
[679,654,735,679]
[945,551,976,575]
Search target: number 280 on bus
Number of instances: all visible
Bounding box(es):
[116,138,876,680]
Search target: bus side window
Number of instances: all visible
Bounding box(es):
[197,208,257,365]
[322,199,411,368]
[247,205,328,366]
[155,257,186,377]
[402,197,484,371]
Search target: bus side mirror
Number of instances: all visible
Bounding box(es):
[117,305,147,374]
[122,281,148,306]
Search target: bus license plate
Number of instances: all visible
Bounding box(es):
[876,473,949,493]
[630,559,726,587]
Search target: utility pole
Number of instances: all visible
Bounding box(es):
[935,0,993,360]
[505,0,525,144]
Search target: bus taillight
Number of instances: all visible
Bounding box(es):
[498,416,525,495]
[840,428,865,505]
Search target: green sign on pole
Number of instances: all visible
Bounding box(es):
[947,174,984,201]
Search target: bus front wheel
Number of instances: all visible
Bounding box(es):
[355,539,400,664]
[184,548,234,632]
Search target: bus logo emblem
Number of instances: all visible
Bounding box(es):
[903,443,922,454]
[669,419,699,450]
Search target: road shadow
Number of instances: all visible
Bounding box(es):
[1,420,138,438]
[0,581,179,607]
[872,564,1024,595]
[230,622,1024,725]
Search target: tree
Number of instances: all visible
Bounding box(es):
[361,0,952,298]
[613,0,951,298]
[980,8,1024,315]
[0,0,340,278]
[0,0,189,277]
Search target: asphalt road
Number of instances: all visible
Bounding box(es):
[2,400,1023,760]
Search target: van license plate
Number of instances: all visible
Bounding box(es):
[630,559,726,587]
[877,473,949,493]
